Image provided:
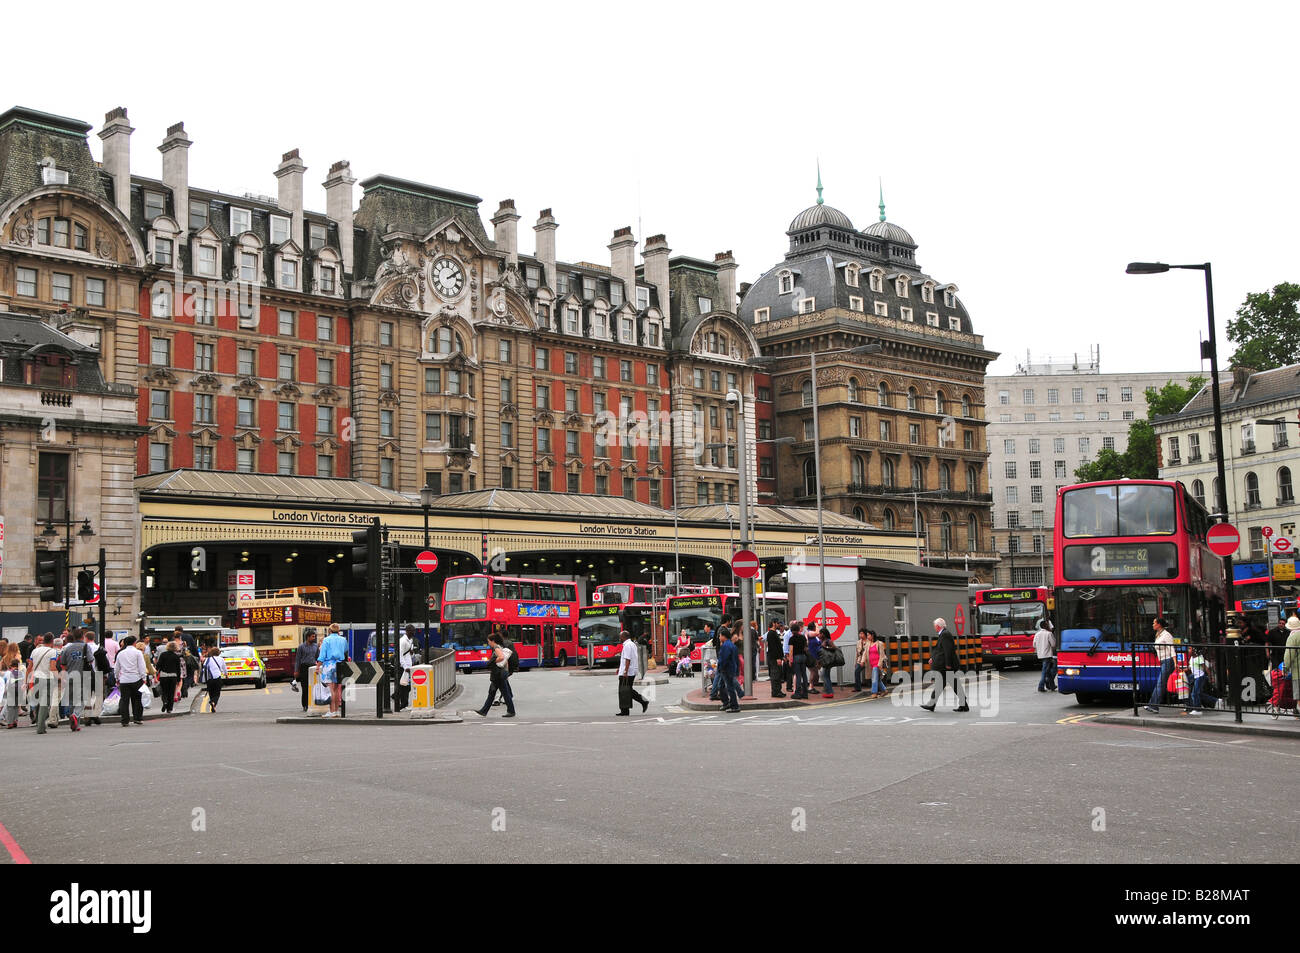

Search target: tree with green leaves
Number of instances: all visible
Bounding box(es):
[1074,378,1204,482]
[1226,282,1300,371]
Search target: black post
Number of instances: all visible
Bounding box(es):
[423,503,431,666]
[376,523,387,719]
[1130,638,1139,716]
[97,547,106,644]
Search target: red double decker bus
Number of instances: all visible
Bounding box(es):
[975,587,1052,670]
[1053,480,1225,702]
[440,574,580,672]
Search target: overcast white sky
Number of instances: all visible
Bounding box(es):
[7,0,1295,376]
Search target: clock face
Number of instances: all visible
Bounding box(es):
[432,257,465,298]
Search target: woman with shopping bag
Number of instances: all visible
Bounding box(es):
[202,645,227,713]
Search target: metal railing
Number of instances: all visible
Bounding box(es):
[1126,640,1297,723]
[428,646,458,706]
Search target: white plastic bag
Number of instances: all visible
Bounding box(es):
[139,683,154,710]
[100,688,120,717]
[313,675,330,704]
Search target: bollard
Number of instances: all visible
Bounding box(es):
[307,667,331,716]
[409,664,435,715]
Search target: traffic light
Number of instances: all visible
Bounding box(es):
[76,570,96,603]
[36,551,66,603]
[351,519,380,584]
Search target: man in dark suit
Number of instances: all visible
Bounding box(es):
[717,630,740,712]
[921,617,968,712]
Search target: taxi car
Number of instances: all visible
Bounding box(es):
[219,644,268,689]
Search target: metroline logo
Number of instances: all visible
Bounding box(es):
[49,884,151,933]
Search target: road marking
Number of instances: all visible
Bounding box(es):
[1057,713,1102,725]
[0,821,31,864]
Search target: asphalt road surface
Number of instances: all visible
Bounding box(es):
[4,667,1296,864]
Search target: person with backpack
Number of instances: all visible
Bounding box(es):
[156,641,182,714]
[56,629,93,731]
[473,633,516,717]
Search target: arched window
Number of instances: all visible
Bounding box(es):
[1280,467,1294,504]
[803,458,818,497]
[961,394,971,417]
[1192,478,1206,508]
[852,506,865,522]
[852,454,866,485]
[435,327,463,354]
[882,458,895,488]
[882,508,895,531]
[967,514,979,551]
[914,507,923,538]
[935,391,945,415]
[877,382,889,407]
[911,460,924,489]
[848,377,859,402]
[939,463,952,491]
[1246,471,1260,508]
[907,387,918,411]
[966,465,979,493]
[801,380,813,407]
[940,512,953,551]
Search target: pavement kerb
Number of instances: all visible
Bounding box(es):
[1096,711,1300,738]
[678,687,878,712]
[275,713,464,725]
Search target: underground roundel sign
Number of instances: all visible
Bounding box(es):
[804,601,850,640]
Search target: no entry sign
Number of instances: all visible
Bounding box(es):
[416,550,439,574]
[1206,523,1240,557]
[803,601,850,640]
[412,668,428,687]
[731,549,760,579]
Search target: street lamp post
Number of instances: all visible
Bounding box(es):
[1127,262,1233,632]
[727,389,755,690]
[42,515,95,630]
[420,483,436,665]
[755,343,881,637]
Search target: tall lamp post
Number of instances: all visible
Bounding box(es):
[754,343,881,634]
[1126,262,1232,630]
[419,483,436,664]
[41,516,95,630]
[726,388,755,689]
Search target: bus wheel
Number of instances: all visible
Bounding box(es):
[992,659,1005,672]
[557,651,568,667]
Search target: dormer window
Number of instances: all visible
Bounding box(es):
[582,277,596,300]
[849,296,864,312]
[948,316,961,331]
[197,243,217,277]
[239,252,257,281]
[927,311,939,327]
[566,307,580,335]
[280,258,298,290]
[900,306,913,322]
[870,271,883,293]
[778,271,794,295]
[591,311,608,338]
[646,321,661,347]
[525,266,540,290]
[895,277,908,297]
[620,317,635,344]
[845,263,860,288]
[155,237,174,267]
[320,265,336,294]
[874,301,888,317]
[556,274,568,296]
[636,286,650,310]
[144,191,166,221]
[309,223,327,250]
[697,296,712,314]
[922,283,935,304]
[230,207,251,236]
[40,161,68,185]
[610,282,623,307]
[754,307,770,323]
[798,297,816,314]
[270,215,290,245]
[944,289,956,307]
[190,202,209,231]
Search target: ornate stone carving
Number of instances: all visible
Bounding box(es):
[234,377,263,396]
[272,382,302,399]
[11,209,35,246]
[142,367,179,386]
[95,227,117,261]
[190,373,221,392]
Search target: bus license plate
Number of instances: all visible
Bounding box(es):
[1109,682,1134,690]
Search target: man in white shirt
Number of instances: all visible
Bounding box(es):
[1145,617,1177,714]
[113,635,148,726]
[27,633,60,734]
[395,625,416,712]
[616,630,649,716]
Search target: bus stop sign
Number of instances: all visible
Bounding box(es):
[1206,523,1240,557]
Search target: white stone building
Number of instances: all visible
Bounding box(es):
[986,354,1201,586]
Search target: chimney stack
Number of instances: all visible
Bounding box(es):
[98,107,133,216]
[275,148,306,248]
[323,160,356,276]
[643,234,671,327]
[492,199,520,267]
[609,227,637,303]
[714,250,738,314]
[159,122,191,240]
[534,208,558,291]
